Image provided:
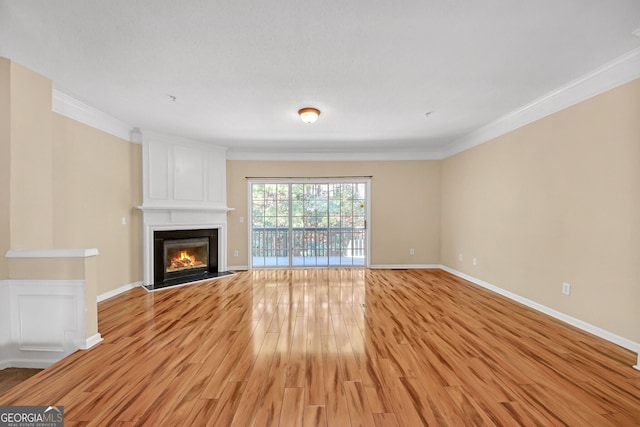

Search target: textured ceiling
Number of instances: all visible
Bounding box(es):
[1,1,639,156]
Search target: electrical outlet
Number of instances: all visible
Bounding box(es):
[458,253,463,262]
[472,258,477,266]
[409,248,415,256]
[240,216,244,223]
[121,217,126,225]
[233,250,239,257]
[562,282,571,295]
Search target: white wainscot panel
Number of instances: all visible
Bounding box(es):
[7,280,86,367]
[18,294,77,352]
[148,140,170,200]
[173,145,205,201]
[207,151,225,204]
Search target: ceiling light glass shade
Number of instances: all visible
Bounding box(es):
[298,107,320,124]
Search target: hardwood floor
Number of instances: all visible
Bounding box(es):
[0,368,42,395]
[1,268,638,426]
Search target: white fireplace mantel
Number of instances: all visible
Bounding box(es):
[136,205,234,213]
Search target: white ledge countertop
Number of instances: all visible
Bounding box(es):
[6,248,100,258]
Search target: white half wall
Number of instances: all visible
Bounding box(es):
[0,279,87,369]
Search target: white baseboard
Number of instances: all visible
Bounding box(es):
[236,264,439,270]
[97,281,142,302]
[81,333,103,350]
[0,335,103,370]
[370,264,441,269]
[0,359,60,370]
[440,265,640,355]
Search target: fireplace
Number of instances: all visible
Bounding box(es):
[165,237,208,276]
[152,228,221,289]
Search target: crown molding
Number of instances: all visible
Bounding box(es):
[135,205,234,213]
[51,46,640,158]
[443,47,640,158]
[226,149,443,161]
[141,129,228,151]
[52,89,135,143]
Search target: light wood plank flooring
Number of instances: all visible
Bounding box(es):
[1,269,638,426]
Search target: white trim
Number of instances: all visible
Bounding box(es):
[6,248,99,258]
[370,264,441,269]
[80,333,103,350]
[97,281,142,302]
[247,178,372,269]
[52,89,134,142]
[634,354,640,371]
[440,265,640,355]
[227,149,443,161]
[1,279,87,369]
[247,180,252,270]
[443,47,640,158]
[136,205,234,213]
[0,359,61,370]
[227,265,249,271]
[49,48,640,159]
[4,279,85,288]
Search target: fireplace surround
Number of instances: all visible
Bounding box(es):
[140,217,232,291]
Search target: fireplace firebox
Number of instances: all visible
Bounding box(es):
[164,237,208,275]
[152,229,219,288]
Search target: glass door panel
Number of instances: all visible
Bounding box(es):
[251,180,368,267]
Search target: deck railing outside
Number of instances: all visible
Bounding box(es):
[252,226,365,261]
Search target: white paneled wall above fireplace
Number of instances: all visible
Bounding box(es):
[142,130,228,210]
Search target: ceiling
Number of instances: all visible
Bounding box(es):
[1,1,639,157]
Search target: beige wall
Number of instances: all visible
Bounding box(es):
[8,257,85,280]
[0,58,10,278]
[441,78,640,342]
[52,115,143,295]
[9,61,54,248]
[0,57,143,297]
[227,160,441,267]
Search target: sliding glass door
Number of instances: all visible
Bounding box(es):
[250,179,369,267]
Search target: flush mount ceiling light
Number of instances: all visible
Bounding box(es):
[298,107,320,124]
